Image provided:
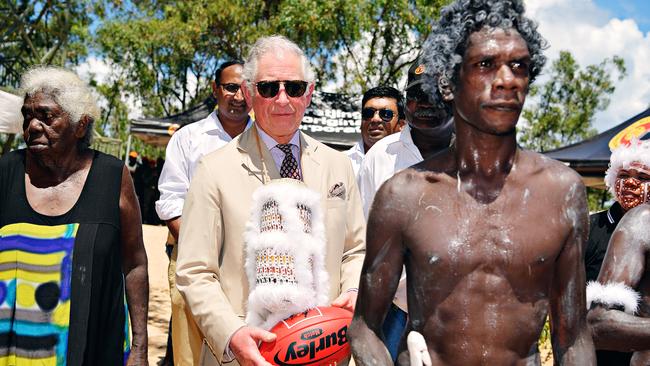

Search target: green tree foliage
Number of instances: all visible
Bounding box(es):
[0,0,92,88]
[93,0,449,121]
[519,51,625,212]
[84,0,448,159]
[587,187,612,213]
[519,50,627,153]
[1,0,93,154]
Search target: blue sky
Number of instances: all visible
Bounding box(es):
[595,0,650,33]
[526,0,650,132]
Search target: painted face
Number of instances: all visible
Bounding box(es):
[214,64,251,122]
[21,92,78,157]
[454,27,531,135]
[242,51,313,144]
[615,162,650,211]
[361,97,401,150]
[405,83,452,135]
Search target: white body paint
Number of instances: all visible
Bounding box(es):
[407,331,432,366]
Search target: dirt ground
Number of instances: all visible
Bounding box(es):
[143,224,171,365]
[142,224,554,365]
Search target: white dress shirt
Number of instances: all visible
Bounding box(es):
[155,111,253,221]
[357,124,423,313]
[358,124,423,218]
[344,140,365,178]
[257,126,303,178]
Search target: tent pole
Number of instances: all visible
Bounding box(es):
[124,134,132,163]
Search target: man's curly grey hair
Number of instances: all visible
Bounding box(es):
[421,0,548,108]
[21,66,100,150]
[242,35,315,94]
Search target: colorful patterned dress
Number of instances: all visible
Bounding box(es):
[0,150,130,365]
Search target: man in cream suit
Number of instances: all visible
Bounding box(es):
[176,35,366,365]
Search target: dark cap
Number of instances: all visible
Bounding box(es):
[405,58,426,91]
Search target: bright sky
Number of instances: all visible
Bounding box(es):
[526,0,650,132]
[78,0,650,133]
[594,0,650,33]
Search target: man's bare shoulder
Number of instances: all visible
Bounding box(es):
[378,163,452,207]
[520,150,584,188]
[617,203,650,248]
[368,169,427,225]
[518,151,588,228]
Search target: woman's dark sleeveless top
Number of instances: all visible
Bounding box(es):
[0,150,130,365]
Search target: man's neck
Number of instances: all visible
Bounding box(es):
[453,119,518,203]
[410,127,453,160]
[256,124,299,147]
[218,112,248,139]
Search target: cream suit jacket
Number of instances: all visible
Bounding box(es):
[176,125,366,364]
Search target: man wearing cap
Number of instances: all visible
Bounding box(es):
[358,59,454,217]
[585,139,650,365]
[155,60,253,365]
[356,59,454,361]
[344,86,405,177]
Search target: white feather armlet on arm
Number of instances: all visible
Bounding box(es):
[586,281,641,314]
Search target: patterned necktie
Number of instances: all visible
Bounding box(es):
[277,144,301,180]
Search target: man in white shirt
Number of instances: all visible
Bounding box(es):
[344,86,405,177]
[356,58,453,361]
[155,60,253,365]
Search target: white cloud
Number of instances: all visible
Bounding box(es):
[76,56,111,84]
[76,56,143,120]
[526,0,650,132]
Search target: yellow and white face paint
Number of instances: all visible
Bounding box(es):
[614,164,650,211]
[605,138,650,211]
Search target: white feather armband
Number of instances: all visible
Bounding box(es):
[586,281,640,314]
[244,179,330,330]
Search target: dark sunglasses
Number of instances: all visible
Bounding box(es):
[220,83,241,94]
[362,107,395,122]
[254,80,308,98]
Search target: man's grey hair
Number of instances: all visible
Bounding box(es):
[421,0,547,109]
[21,66,100,150]
[243,35,315,93]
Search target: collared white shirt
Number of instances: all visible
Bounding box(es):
[357,124,423,313]
[358,124,423,218]
[257,125,302,178]
[155,111,253,221]
[344,140,365,178]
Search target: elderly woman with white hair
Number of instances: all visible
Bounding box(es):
[584,138,650,365]
[0,66,148,365]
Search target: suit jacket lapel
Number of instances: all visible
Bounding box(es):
[300,132,323,192]
[238,124,281,184]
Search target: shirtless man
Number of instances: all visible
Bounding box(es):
[349,0,595,364]
[586,139,650,365]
